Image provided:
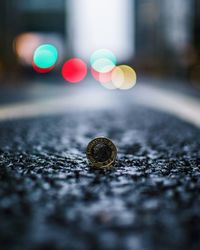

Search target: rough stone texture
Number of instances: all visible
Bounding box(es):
[0,105,200,250]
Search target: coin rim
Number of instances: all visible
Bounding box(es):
[86,137,117,168]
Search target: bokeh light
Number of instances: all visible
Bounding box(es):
[61,58,87,83]
[91,68,116,89]
[90,49,116,73]
[111,65,137,90]
[14,33,42,65]
[91,68,112,83]
[91,58,115,73]
[90,49,117,65]
[32,62,54,74]
[33,44,58,69]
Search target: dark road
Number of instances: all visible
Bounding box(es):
[0,80,200,250]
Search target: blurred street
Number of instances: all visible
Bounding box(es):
[0,78,200,250]
[1,78,200,126]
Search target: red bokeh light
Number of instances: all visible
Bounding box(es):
[32,62,54,73]
[61,58,87,83]
[91,68,112,83]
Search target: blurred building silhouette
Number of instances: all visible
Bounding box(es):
[0,0,200,83]
[0,0,66,81]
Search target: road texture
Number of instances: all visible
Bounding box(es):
[0,82,200,250]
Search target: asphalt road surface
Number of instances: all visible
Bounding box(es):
[0,80,200,250]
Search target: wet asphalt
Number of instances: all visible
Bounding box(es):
[0,100,200,250]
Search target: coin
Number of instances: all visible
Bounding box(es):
[86,137,117,168]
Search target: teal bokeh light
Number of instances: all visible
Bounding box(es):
[92,58,115,73]
[90,49,116,68]
[33,44,58,69]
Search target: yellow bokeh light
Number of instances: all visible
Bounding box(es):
[111,65,137,90]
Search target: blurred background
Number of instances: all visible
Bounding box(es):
[0,0,200,119]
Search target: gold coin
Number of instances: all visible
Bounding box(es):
[86,137,117,169]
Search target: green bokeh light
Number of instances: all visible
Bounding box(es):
[90,49,116,68]
[92,58,115,73]
[33,44,58,69]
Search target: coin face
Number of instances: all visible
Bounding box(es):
[86,137,117,168]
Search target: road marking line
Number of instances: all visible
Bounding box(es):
[135,86,200,127]
[0,85,200,128]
